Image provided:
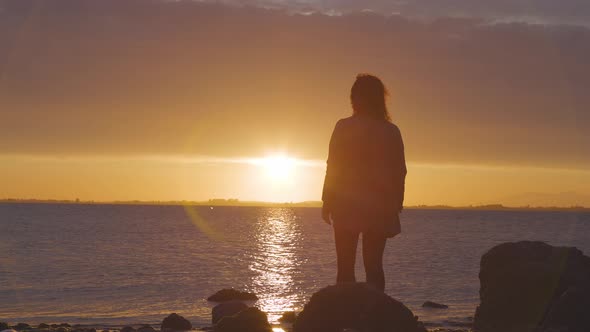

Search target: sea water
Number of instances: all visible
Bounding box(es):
[1,203,589,328]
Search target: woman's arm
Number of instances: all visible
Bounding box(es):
[393,126,407,212]
[321,120,342,223]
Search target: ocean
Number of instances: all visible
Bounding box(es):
[1,203,589,329]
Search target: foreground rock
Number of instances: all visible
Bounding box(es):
[212,301,249,324]
[214,307,271,332]
[474,241,590,332]
[161,313,193,331]
[207,289,258,302]
[278,311,297,323]
[422,301,449,309]
[0,323,9,331]
[293,283,427,332]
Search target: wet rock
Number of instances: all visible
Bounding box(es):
[214,307,271,332]
[278,311,297,323]
[207,289,258,302]
[137,325,155,332]
[161,313,192,331]
[120,327,135,332]
[474,241,590,332]
[14,324,31,331]
[422,301,449,309]
[293,283,427,332]
[0,323,9,331]
[212,301,249,324]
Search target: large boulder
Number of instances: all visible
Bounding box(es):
[214,307,272,332]
[207,289,258,302]
[212,301,249,324]
[474,241,590,332]
[161,313,193,331]
[293,283,427,332]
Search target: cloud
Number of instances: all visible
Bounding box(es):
[195,0,590,26]
[0,1,589,169]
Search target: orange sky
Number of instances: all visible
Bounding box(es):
[1,2,589,206]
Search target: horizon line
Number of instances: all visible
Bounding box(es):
[1,198,588,210]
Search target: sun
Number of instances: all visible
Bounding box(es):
[260,155,297,181]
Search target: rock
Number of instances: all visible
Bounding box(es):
[207,289,258,302]
[540,285,590,332]
[278,311,297,323]
[36,325,49,330]
[2,330,18,332]
[0,323,9,331]
[212,301,249,324]
[120,327,135,332]
[59,325,70,328]
[214,307,271,332]
[161,313,192,331]
[474,241,590,332]
[56,328,68,332]
[293,283,427,332]
[422,301,449,309]
[14,324,31,331]
[50,326,59,329]
[137,325,155,332]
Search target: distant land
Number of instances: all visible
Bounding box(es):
[0,198,588,212]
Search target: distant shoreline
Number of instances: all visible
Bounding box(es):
[0,199,588,212]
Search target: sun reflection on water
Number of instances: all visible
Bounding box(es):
[249,208,304,323]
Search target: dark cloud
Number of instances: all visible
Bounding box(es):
[0,0,589,168]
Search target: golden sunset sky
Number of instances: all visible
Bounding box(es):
[1,1,589,206]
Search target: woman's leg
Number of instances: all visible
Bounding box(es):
[362,231,387,292]
[333,226,360,284]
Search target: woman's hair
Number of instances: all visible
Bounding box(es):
[350,74,391,122]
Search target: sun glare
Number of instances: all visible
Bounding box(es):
[261,155,297,181]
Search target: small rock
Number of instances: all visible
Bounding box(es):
[136,325,155,332]
[422,301,449,309]
[59,325,70,329]
[56,328,68,332]
[37,324,49,329]
[212,301,249,324]
[120,327,135,332]
[161,313,192,331]
[214,307,271,332]
[50,326,59,329]
[278,311,297,323]
[208,289,258,302]
[14,324,31,331]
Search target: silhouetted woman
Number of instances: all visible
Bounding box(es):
[322,74,407,292]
